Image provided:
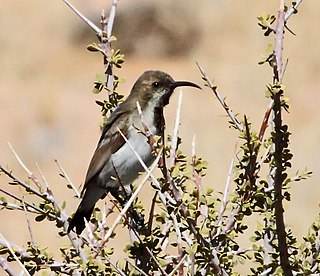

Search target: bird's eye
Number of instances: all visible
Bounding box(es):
[152,82,160,88]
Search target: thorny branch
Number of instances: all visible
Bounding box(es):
[272,1,293,275]
[62,0,102,35]
[196,62,243,132]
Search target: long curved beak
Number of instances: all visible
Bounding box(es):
[170,81,201,90]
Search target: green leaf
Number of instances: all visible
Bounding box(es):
[87,43,102,52]
[0,196,7,204]
[35,214,46,222]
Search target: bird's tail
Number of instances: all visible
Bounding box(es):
[67,205,94,234]
[67,186,106,234]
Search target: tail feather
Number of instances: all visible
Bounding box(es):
[68,186,107,234]
[68,206,94,234]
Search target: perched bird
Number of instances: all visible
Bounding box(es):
[68,70,200,234]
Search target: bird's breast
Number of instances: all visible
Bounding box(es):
[98,103,161,189]
[110,126,155,186]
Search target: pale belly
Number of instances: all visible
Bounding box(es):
[97,128,156,189]
[110,131,155,185]
[98,102,159,189]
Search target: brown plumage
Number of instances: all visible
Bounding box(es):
[68,70,200,234]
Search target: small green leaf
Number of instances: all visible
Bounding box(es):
[87,43,102,52]
[0,196,7,204]
[35,214,46,222]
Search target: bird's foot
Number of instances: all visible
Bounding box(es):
[129,210,147,233]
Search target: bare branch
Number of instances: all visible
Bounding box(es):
[101,0,119,98]
[191,135,203,195]
[0,188,62,222]
[171,213,184,276]
[1,151,88,262]
[274,1,285,81]
[55,159,80,198]
[125,259,149,276]
[0,234,31,276]
[21,198,36,246]
[8,143,41,189]
[267,0,303,34]
[159,220,173,251]
[0,255,18,276]
[107,0,118,41]
[61,0,102,35]
[271,1,293,275]
[169,89,183,166]
[196,62,243,132]
[168,254,187,276]
[104,255,127,276]
[145,246,168,276]
[214,141,237,237]
[284,0,303,21]
[0,164,45,200]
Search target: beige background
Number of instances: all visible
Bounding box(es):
[1,0,319,273]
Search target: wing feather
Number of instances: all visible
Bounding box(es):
[82,105,132,193]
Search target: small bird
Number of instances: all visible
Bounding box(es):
[68,70,200,234]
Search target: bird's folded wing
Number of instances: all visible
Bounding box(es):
[82,108,130,193]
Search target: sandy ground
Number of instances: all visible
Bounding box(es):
[1,0,319,274]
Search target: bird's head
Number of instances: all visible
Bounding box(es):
[130,70,201,107]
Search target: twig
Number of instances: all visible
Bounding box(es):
[196,62,243,132]
[191,135,203,195]
[107,0,118,42]
[274,1,285,81]
[31,164,87,261]
[145,247,168,276]
[0,239,31,258]
[21,198,36,246]
[104,255,126,276]
[168,254,187,276]
[224,207,240,234]
[102,0,119,98]
[0,255,17,276]
[159,220,173,251]
[147,192,158,234]
[284,0,303,21]
[214,141,237,237]
[167,89,184,198]
[29,163,87,261]
[0,233,31,276]
[181,231,193,248]
[261,267,273,276]
[171,214,184,276]
[0,237,80,273]
[125,259,149,276]
[36,162,49,190]
[97,202,116,233]
[258,100,273,143]
[8,143,41,189]
[169,89,183,166]
[267,0,303,34]
[263,218,274,265]
[136,101,156,145]
[55,159,80,198]
[0,164,44,199]
[61,0,102,35]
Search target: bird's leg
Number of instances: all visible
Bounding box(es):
[126,184,146,232]
[109,185,146,232]
[110,160,145,230]
[109,186,127,206]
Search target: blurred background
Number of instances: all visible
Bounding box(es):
[1,0,319,273]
